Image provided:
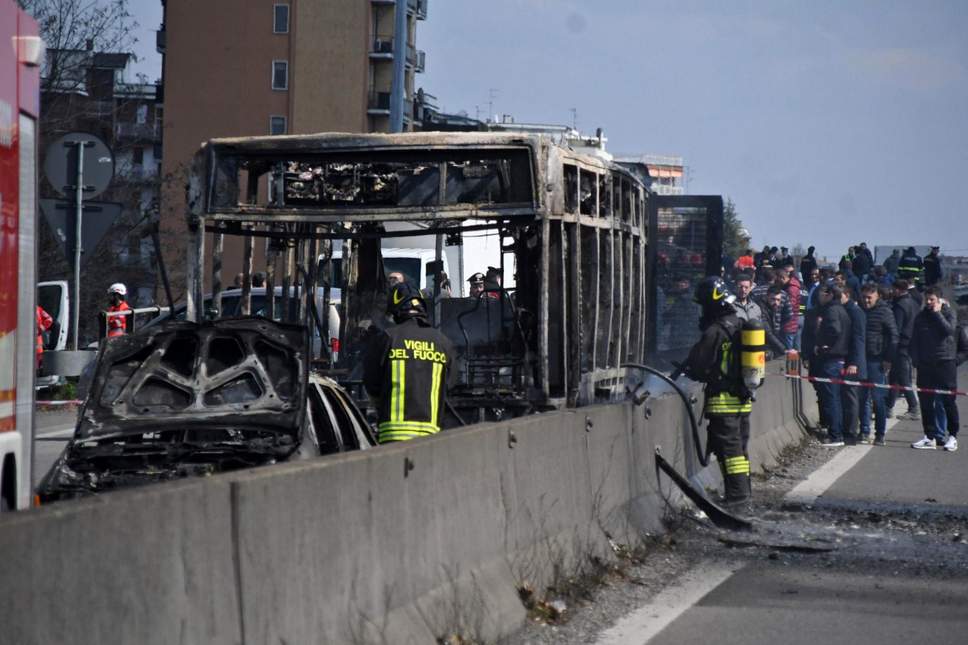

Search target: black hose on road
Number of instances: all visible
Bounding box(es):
[622,362,708,467]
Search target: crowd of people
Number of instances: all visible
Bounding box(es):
[722,243,966,451]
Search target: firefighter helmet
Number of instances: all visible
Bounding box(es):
[107,283,127,297]
[694,276,735,311]
[388,281,427,322]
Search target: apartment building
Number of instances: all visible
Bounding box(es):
[158,0,430,284]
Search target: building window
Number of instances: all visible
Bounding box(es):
[132,147,144,166]
[269,115,287,135]
[136,104,148,124]
[272,60,288,90]
[273,4,290,33]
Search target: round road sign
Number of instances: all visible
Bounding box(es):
[43,132,115,200]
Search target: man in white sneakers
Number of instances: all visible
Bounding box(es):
[910,287,959,451]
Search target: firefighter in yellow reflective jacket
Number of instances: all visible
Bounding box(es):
[680,276,755,513]
[364,282,456,443]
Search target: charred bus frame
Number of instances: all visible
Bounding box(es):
[185,132,650,417]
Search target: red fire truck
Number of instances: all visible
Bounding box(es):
[0,0,42,511]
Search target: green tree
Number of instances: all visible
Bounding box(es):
[722,197,749,260]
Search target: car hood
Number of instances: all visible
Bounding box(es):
[76,318,307,440]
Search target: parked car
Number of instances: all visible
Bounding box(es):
[37,318,374,503]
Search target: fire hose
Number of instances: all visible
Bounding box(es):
[623,362,753,531]
[622,362,708,467]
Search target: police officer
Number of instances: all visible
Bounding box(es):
[680,276,754,514]
[467,272,486,298]
[363,282,455,444]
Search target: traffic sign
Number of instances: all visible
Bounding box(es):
[43,132,114,200]
[39,199,123,264]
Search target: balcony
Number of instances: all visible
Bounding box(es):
[370,37,394,59]
[414,49,425,73]
[115,122,161,142]
[117,164,160,183]
[370,0,427,20]
[370,39,421,70]
[368,91,391,114]
[410,0,428,20]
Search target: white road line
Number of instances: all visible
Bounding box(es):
[36,424,76,438]
[785,417,900,505]
[594,561,744,645]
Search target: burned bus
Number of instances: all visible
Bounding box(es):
[182,132,717,423]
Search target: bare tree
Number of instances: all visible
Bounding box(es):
[19,0,138,81]
[20,0,140,131]
[24,1,164,344]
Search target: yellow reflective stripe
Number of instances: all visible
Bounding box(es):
[378,420,440,432]
[708,405,752,414]
[720,340,732,376]
[430,361,442,427]
[389,360,397,422]
[390,359,406,422]
[707,392,752,414]
[377,421,440,444]
[724,456,750,475]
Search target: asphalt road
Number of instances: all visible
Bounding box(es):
[33,407,78,487]
[513,368,968,645]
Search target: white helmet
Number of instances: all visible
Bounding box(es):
[107,283,127,296]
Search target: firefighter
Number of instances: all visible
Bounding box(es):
[680,276,755,514]
[363,282,455,444]
[36,305,53,369]
[106,283,131,338]
[896,247,924,286]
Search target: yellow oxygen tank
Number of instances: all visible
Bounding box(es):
[740,319,767,391]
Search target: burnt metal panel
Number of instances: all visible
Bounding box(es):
[646,195,724,364]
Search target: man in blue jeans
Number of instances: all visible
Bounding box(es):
[810,285,853,447]
[858,284,898,445]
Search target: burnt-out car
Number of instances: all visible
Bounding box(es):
[37,318,375,503]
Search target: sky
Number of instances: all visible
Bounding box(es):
[126,0,967,261]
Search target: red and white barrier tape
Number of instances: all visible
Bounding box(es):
[35,400,83,406]
[783,373,967,397]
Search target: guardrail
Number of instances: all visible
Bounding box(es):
[97,305,169,340]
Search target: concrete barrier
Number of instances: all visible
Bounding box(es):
[0,368,815,644]
[0,477,240,645]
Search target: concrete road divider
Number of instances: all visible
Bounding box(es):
[0,365,815,644]
[0,478,241,645]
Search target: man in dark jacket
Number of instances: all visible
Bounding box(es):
[858,284,899,444]
[840,288,868,443]
[923,246,943,286]
[909,287,959,451]
[853,242,873,282]
[835,267,861,302]
[800,246,818,284]
[888,279,921,419]
[811,284,852,446]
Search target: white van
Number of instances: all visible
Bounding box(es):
[317,247,451,299]
[37,280,69,351]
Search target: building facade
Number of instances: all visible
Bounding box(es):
[158,0,430,289]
